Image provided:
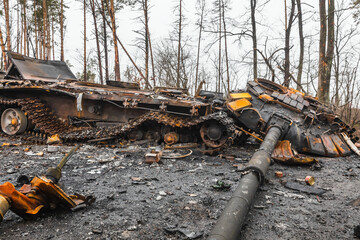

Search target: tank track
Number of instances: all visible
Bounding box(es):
[0,97,237,146]
[0,97,75,144]
[61,111,237,143]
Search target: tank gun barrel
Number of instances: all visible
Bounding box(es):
[208,126,282,240]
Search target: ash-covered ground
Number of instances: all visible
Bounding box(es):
[0,137,359,240]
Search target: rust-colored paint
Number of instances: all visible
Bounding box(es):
[259,94,274,102]
[330,134,351,156]
[164,132,179,145]
[320,135,339,157]
[271,140,294,161]
[0,182,43,217]
[0,176,81,220]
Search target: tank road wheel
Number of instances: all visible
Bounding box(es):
[200,120,228,148]
[1,108,28,135]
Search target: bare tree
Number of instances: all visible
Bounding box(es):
[43,0,47,59]
[283,0,296,87]
[195,0,206,93]
[221,0,230,93]
[217,0,222,92]
[89,0,103,84]
[332,1,356,106]
[83,0,87,81]
[318,0,335,104]
[250,0,257,80]
[101,0,109,82]
[23,0,27,56]
[3,0,11,52]
[60,0,64,61]
[108,0,121,81]
[176,0,183,88]
[0,26,6,69]
[296,0,304,91]
[135,0,152,88]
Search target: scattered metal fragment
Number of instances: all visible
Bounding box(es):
[284,182,327,195]
[145,147,163,164]
[162,149,193,159]
[164,143,199,149]
[275,171,284,178]
[305,176,315,186]
[164,225,204,239]
[272,140,317,165]
[0,145,93,223]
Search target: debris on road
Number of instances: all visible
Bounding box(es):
[211,180,231,191]
[284,181,327,195]
[0,145,93,223]
[305,176,315,186]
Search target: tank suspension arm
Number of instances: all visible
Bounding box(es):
[46,144,80,184]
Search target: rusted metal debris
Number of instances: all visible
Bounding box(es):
[0,145,93,222]
[0,53,358,161]
[145,147,163,164]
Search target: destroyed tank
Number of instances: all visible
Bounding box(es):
[0,52,358,157]
[0,52,235,149]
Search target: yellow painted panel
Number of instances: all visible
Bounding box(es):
[259,94,274,102]
[229,92,252,100]
[227,99,252,112]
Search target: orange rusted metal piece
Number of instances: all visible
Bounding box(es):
[0,145,89,223]
[272,140,317,165]
[0,176,83,221]
[0,182,42,218]
[272,140,294,161]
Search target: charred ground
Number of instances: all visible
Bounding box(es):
[0,138,359,240]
